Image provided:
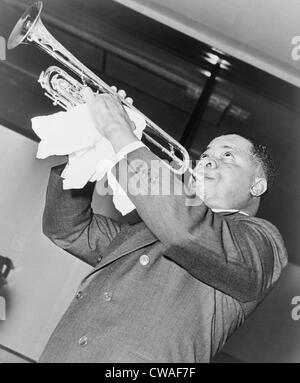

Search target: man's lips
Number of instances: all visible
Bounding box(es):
[203,174,216,181]
[191,168,217,184]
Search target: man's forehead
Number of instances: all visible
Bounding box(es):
[207,134,252,152]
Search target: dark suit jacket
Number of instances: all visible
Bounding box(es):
[39,148,287,363]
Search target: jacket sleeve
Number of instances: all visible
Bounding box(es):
[42,164,126,266]
[117,147,281,303]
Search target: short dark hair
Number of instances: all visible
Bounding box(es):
[247,136,277,196]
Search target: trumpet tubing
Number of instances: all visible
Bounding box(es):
[8,1,192,175]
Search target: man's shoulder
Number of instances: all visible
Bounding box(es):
[229,212,288,275]
[230,213,282,239]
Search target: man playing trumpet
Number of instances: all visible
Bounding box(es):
[39,88,287,363]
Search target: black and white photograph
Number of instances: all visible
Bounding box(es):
[0,0,299,366]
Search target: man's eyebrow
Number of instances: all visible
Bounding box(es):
[221,145,236,150]
[206,145,237,150]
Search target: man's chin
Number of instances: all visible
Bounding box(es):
[193,188,210,204]
[191,181,211,200]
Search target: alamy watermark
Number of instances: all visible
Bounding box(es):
[291,36,300,60]
[94,158,205,207]
[0,36,6,61]
[0,296,6,320]
[291,296,300,321]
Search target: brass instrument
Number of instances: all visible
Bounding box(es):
[8,1,195,176]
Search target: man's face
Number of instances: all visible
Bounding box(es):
[191,134,261,210]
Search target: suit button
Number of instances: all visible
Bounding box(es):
[78,335,88,347]
[76,291,83,300]
[139,254,149,266]
[103,292,112,302]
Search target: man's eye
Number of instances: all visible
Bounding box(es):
[200,153,208,159]
[224,152,234,158]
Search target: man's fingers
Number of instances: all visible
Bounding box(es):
[110,85,134,105]
[110,87,127,100]
[81,86,95,103]
[117,89,127,99]
[125,97,133,105]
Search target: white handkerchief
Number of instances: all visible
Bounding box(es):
[31,102,146,215]
[61,139,114,189]
[107,171,135,216]
[124,106,145,140]
[32,104,100,158]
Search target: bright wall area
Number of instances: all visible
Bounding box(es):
[0,126,91,362]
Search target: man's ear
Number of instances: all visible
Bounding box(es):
[250,177,267,197]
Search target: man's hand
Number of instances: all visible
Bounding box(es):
[81,87,139,152]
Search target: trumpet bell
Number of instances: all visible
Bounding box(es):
[7,1,43,50]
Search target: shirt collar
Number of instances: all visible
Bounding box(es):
[212,208,249,216]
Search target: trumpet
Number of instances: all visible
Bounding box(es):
[8,1,195,176]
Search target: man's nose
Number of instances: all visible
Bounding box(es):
[202,157,218,169]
